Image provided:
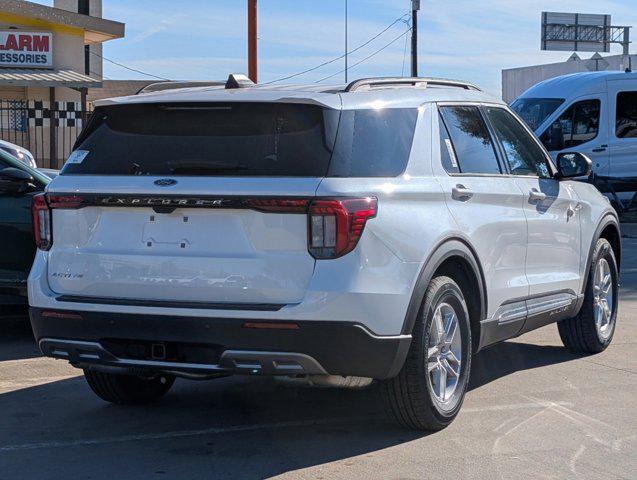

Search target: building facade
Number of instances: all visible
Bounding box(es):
[502,53,637,103]
[0,0,123,167]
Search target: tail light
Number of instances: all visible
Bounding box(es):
[31,194,84,251]
[244,198,309,213]
[309,197,377,259]
[32,193,52,251]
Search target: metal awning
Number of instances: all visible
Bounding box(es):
[0,69,101,88]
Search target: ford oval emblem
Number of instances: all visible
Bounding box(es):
[154,178,177,187]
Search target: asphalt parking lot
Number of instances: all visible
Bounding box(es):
[0,241,635,479]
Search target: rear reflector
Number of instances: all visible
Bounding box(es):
[243,198,309,213]
[308,197,377,259]
[31,193,52,251]
[41,310,83,320]
[242,322,300,330]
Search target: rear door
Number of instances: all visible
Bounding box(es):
[484,106,581,301]
[435,104,529,323]
[607,81,637,179]
[47,102,338,306]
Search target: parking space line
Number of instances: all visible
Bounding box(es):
[0,401,574,452]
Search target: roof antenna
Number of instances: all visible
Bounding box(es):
[225,74,255,89]
[626,56,633,73]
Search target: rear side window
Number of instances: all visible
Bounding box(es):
[328,108,417,177]
[485,107,550,178]
[616,91,637,138]
[540,99,600,151]
[439,106,501,174]
[63,103,338,176]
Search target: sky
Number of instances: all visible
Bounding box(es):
[36,0,637,97]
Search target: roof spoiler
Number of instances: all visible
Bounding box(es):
[225,74,255,89]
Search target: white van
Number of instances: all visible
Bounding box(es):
[512,71,637,179]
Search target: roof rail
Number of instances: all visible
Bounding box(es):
[344,77,481,93]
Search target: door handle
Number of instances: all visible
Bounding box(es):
[529,188,546,202]
[591,144,608,153]
[452,184,473,200]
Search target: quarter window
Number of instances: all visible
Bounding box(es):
[616,91,637,138]
[438,114,459,173]
[439,106,501,174]
[328,108,418,177]
[540,99,600,151]
[485,107,550,178]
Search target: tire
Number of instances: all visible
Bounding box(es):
[558,238,619,353]
[382,275,472,431]
[84,369,175,405]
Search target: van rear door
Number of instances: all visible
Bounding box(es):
[607,79,637,179]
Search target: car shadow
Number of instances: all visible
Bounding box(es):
[0,315,40,361]
[0,332,588,479]
[469,340,583,391]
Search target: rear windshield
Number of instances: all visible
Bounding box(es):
[64,103,338,176]
[62,102,417,178]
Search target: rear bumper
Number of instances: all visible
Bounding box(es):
[29,308,412,379]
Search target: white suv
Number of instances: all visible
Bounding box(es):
[28,76,621,431]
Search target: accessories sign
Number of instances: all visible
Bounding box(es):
[0,31,52,68]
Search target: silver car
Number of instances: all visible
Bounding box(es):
[29,76,620,431]
[0,139,36,168]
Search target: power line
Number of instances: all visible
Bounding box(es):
[401,18,411,76]
[263,13,410,85]
[89,50,170,81]
[316,27,412,83]
[90,69,110,80]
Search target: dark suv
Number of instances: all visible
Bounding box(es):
[0,151,49,311]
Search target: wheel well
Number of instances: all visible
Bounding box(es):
[600,223,621,269]
[434,256,482,353]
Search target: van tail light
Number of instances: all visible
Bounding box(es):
[32,193,52,251]
[309,197,377,259]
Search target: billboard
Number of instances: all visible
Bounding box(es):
[0,31,53,68]
[541,12,611,53]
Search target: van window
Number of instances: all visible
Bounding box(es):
[328,108,417,177]
[485,107,550,178]
[539,99,600,151]
[439,106,501,174]
[510,98,564,131]
[63,103,338,176]
[616,91,637,138]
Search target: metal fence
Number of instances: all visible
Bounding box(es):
[0,99,91,169]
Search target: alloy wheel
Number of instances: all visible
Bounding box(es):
[593,257,615,340]
[427,302,462,403]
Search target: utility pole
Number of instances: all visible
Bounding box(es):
[345,0,348,83]
[248,0,258,82]
[411,0,420,77]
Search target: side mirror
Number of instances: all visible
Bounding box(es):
[0,167,34,194]
[556,152,592,179]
